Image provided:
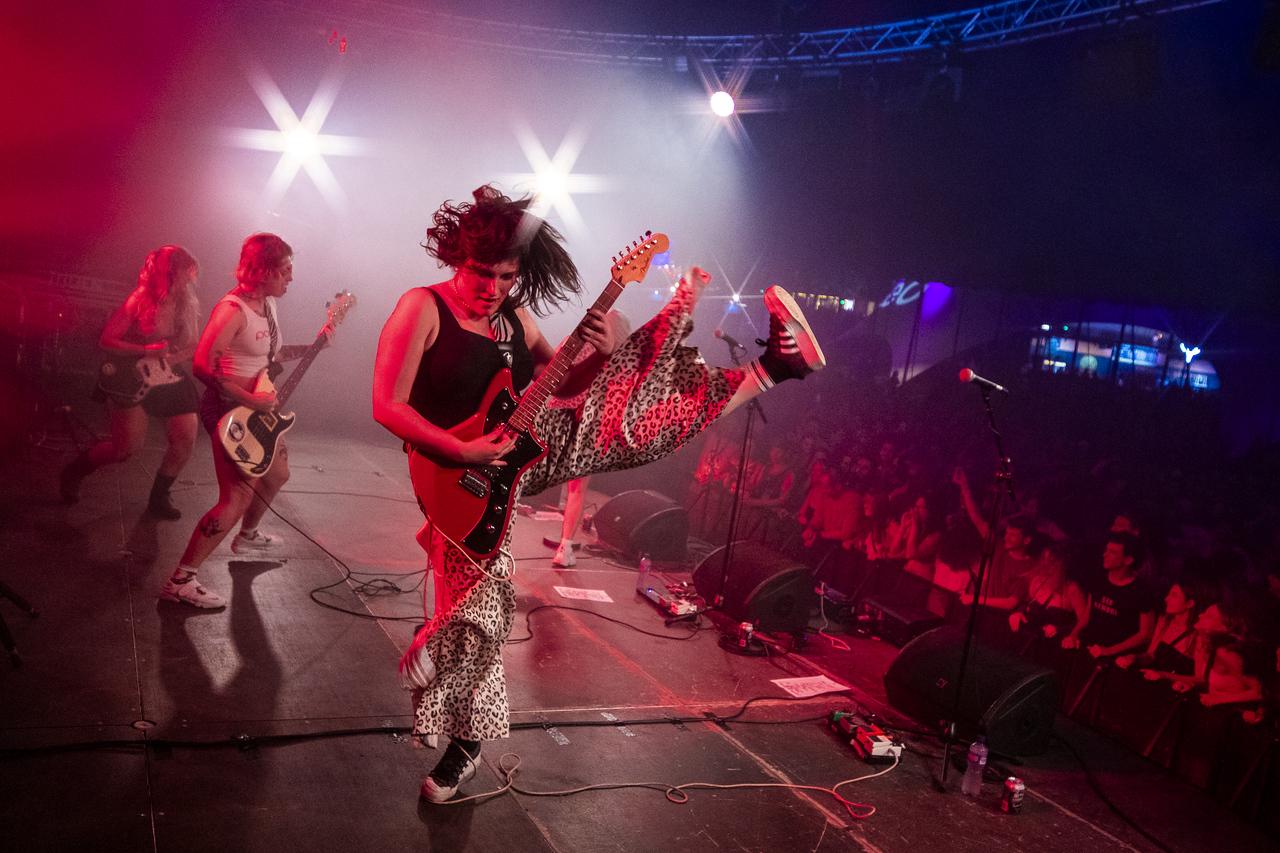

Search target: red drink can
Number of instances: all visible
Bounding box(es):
[1001,777,1025,813]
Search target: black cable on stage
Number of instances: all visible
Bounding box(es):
[238,480,426,622]
[505,603,704,644]
[279,488,417,505]
[0,695,838,759]
[247,484,644,620]
[1051,732,1175,853]
[169,478,417,506]
[510,694,835,733]
[188,479,724,636]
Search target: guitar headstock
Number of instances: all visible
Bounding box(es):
[325,291,357,329]
[610,232,670,286]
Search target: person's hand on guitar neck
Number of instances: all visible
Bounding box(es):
[455,427,518,466]
[577,308,618,357]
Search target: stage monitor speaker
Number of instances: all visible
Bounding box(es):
[884,626,1060,756]
[593,490,688,562]
[691,540,815,634]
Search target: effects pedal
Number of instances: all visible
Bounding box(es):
[828,711,904,764]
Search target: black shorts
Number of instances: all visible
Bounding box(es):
[199,386,235,435]
[101,372,201,418]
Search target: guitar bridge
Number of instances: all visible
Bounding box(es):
[458,469,490,499]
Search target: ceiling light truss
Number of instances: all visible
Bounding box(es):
[267,0,1224,73]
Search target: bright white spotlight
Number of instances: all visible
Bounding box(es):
[504,125,612,239]
[284,127,320,161]
[709,90,735,117]
[532,167,569,206]
[225,64,370,212]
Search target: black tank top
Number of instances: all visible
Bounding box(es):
[409,289,534,429]
[1150,627,1196,676]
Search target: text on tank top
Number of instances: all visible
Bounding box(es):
[214,293,279,379]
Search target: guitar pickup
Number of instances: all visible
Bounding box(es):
[458,470,490,499]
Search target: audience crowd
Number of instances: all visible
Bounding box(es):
[679,362,1280,807]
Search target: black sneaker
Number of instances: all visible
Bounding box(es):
[756,285,826,385]
[421,740,480,803]
[147,492,182,520]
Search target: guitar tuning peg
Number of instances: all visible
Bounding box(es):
[611,255,617,263]
[644,230,652,237]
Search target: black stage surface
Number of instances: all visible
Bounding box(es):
[1,432,1274,853]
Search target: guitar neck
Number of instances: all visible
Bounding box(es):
[509,278,626,431]
[274,332,328,407]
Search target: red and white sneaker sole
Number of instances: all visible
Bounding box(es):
[764,286,826,372]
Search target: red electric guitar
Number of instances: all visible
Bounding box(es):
[408,231,669,560]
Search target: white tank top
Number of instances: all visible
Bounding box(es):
[214,294,278,379]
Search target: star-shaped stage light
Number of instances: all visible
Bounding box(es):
[503,125,611,239]
[709,255,765,338]
[688,53,769,155]
[224,64,369,212]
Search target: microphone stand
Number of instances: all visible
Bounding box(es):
[941,384,1018,784]
[712,335,769,655]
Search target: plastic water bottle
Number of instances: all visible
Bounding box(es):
[635,554,652,595]
[961,736,988,797]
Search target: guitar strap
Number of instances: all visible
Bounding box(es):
[491,310,515,369]
[265,298,283,381]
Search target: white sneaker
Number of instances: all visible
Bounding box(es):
[231,529,280,554]
[159,575,226,609]
[758,285,827,383]
[552,541,576,568]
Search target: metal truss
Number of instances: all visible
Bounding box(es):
[270,0,1225,72]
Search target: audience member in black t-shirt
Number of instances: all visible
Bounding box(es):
[1065,531,1157,659]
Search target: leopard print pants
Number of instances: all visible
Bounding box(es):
[410,283,745,741]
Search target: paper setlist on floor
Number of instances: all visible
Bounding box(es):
[771,675,851,699]
[553,586,614,603]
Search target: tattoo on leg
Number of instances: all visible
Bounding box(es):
[199,515,224,538]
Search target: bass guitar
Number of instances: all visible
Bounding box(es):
[218,291,356,477]
[97,353,183,404]
[408,232,668,561]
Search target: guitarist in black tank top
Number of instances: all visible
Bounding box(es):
[373,185,827,804]
[408,290,536,430]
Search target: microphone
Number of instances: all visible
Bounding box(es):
[714,328,747,351]
[958,368,1009,395]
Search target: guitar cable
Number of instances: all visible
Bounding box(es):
[244,482,705,645]
[234,479,426,622]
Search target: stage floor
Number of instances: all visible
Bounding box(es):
[0,432,1272,852]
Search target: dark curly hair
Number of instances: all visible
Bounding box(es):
[422,185,581,315]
